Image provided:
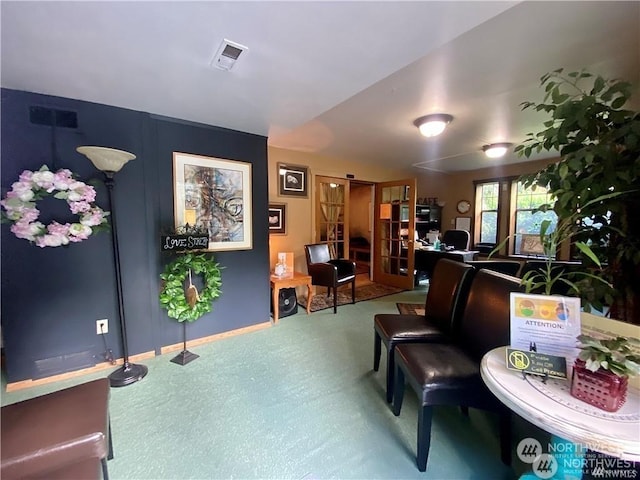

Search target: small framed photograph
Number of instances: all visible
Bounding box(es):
[520,233,545,256]
[268,203,287,235]
[278,163,309,197]
[173,152,252,251]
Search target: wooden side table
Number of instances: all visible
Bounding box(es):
[270,271,313,323]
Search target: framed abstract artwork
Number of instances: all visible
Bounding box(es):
[173,152,252,251]
[277,162,309,197]
[519,233,545,256]
[268,203,287,235]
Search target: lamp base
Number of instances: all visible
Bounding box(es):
[108,362,148,388]
[170,350,199,366]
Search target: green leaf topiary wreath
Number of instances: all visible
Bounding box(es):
[159,253,223,322]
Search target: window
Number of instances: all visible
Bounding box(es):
[476,182,500,244]
[513,181,557,256]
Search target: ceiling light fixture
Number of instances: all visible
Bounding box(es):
[413,114,453,138]
[482,143,513,158]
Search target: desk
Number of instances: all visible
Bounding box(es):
[270,272,313,323]
[481,346,640,462]
[349,245,370,263]
[414,248,478,277]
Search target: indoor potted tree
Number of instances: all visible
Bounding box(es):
[571,334,640,412]
[515,68,640,323]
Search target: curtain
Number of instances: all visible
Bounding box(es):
[320,182,344,258]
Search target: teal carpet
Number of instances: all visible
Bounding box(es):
[1,286,533,479]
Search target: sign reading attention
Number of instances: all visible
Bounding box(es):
[506,348,568,379]
[161,234,209,251]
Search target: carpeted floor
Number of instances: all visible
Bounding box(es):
[299,282,404,312]
[396,302,425,316]
[0,283,544,479]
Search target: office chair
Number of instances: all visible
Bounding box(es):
[441,229,470,250]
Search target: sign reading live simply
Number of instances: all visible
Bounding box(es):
[506,348,568,379]
[161,234,209,251]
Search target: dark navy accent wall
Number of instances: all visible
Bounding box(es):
[1,88,271,383]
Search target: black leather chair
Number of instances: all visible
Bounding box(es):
[373,259,475,403]
[441,229,470,250]
[466,260,521,277]
[392,269,523,472]
[304,243,356,314]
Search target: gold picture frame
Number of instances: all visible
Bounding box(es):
[173,152,252,251]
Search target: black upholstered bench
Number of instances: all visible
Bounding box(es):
[1,378,112,480]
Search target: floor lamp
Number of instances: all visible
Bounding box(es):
[77,146,148,387]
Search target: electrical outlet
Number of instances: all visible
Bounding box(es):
[96,319,108,335]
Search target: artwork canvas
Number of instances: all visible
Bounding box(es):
[173,152,252,251]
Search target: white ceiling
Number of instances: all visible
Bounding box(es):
[2,1,639,173]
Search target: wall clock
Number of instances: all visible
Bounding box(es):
[456,200,471,214]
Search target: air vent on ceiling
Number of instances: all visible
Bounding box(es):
[211,39,248,71]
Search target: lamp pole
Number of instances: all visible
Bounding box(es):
[103,172,148,387]
[77,146,147,388]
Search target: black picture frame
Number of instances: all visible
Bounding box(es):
[268,203,287,235]
[278,162,309,198]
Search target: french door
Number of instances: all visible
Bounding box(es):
[314,176,350,259]
[373,179,417,290]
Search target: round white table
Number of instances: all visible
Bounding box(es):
[481,346,640,462]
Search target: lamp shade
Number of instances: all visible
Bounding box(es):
[77,146,136,173]
[414,114,453,138]
[482,143,512,158]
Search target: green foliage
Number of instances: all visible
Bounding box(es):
[159,253,223,322]
[576,334,640,377]
[490,195,615,302]
[515,68,640,321]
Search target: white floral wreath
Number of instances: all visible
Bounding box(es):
[1,165,109,248]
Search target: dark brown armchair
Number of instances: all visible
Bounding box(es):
[304,243,356,313]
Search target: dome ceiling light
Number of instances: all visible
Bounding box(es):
[482,142,513,158]
[413,114,453,138]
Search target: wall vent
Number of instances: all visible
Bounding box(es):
[211,39,248,71]
[29,106,78,128]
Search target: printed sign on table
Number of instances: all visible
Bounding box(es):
[510,293,581,360]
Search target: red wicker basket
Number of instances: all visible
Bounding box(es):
[570,359,628,412]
